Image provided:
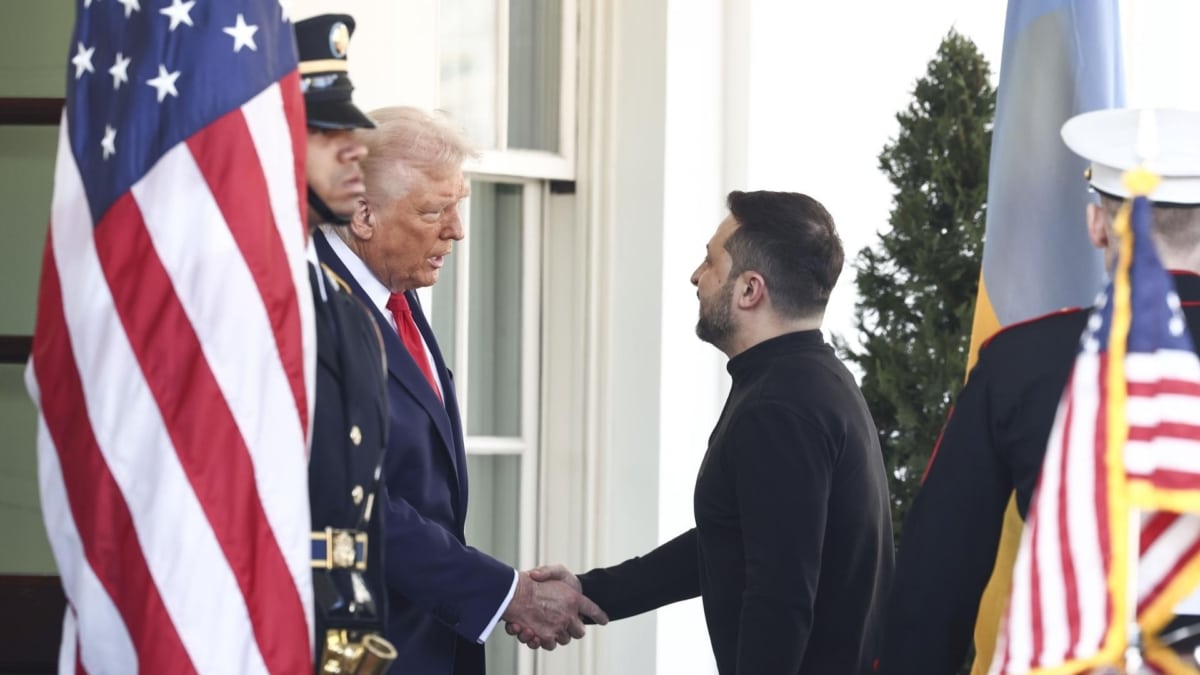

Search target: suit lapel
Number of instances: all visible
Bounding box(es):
[314,236,462,481]
[406,291,470,508]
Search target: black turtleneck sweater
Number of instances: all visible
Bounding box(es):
[579,330,894,675]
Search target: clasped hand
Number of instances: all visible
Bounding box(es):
[501,565,606,650]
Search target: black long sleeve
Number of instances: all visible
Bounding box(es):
[729,404,832,674]
[578,529,701,621]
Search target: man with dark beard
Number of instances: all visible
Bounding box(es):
[508,191,894,675]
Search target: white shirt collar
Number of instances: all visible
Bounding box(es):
[320,229,443,400]
[320,228,396,327]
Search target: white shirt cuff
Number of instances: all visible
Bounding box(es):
[477,569,519,643]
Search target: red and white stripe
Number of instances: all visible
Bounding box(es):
[992,352,1115,674]
[993,346,1200,674]
[28,75,314,675]
[1139,512,1200,618]
[1125,350,1200,488]
[1127,349,1200,629]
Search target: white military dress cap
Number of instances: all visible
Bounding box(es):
[1061,107,1200,205]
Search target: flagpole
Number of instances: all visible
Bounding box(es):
[1122,111,1163,675]
[1126,508,1143,673]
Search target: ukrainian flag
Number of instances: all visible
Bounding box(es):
[967,1,1124,672]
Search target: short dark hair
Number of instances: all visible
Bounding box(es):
[724,190,844,318]
[1098,193,1200,252]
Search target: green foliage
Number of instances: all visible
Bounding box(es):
[835,29,996,545]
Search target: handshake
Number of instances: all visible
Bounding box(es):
[501,565,608,651]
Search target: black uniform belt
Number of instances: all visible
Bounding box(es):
[311,528,368,570]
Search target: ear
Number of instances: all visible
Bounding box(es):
[736,272,767,310]
[349,197,375,240]
[1086,202,1110,250]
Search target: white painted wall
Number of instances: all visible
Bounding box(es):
[586,0,672,669]
[655,0,730,671]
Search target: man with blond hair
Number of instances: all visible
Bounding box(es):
[314,106,606,675]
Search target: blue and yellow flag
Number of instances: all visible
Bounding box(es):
[970,0,1125,362]
[967,1,1125,672]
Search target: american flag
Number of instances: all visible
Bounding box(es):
[26,1,316,673]
[992,177,1200,675]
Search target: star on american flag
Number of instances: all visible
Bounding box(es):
[108,52,130,90]
[224,14,260,52]
[146,64,181,102]
[100,125,116,159]
[31,1,316,673]
[116,0,139,18]
[71,43,94,79]
[159,0,195,31]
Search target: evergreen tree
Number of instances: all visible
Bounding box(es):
[836,29,996,544]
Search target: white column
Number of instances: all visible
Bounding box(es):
[567,0,672,671]
[653,0,735,673]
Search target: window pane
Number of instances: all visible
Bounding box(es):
[0,127,55,335]
[439,0,498,148]
[464,454,520,675]
[0,364,53,574]
[467,183,523,437]
[507,0,561,151]
[429,246,458,369]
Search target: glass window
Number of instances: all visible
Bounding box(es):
[466,183,524,438]
[430,247,459,369]
[439,0,499,148]
[0,364,51,574]
[465,454,522,674]
[508,0,562,151]
[438,0,564,155]
[0,122,59,578]
[426,178,540,675]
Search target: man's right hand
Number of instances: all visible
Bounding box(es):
[502,565,603,650]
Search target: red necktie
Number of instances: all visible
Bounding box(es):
[387,293,442,400]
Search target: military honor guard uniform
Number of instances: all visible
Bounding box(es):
[878,108,1200,675]
[295,15,395,674]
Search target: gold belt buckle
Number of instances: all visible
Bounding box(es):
[331,530,356,568]
[312,528,368,570]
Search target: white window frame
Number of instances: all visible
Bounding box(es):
[426,177,543,675]
[446,0,578,180]
[431,1,576,669]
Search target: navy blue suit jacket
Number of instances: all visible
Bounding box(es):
[315,234,513,675]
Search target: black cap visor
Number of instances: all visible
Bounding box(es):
[306,99,375,130]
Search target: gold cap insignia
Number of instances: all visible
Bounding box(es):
[329,22,350,58]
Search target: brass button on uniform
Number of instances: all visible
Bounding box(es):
[349,425,362,446]
[351,485,364,505]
